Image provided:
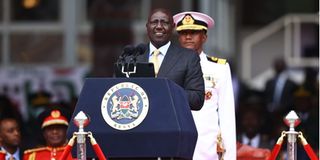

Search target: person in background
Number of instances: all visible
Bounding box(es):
[236,101,272,149]
[264,57,298,115]
[0,117,23,160]
[124,8,205,110]
[23,107,73,160]
[174,11,236,159]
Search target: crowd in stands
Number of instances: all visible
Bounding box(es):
[234,59,319,159]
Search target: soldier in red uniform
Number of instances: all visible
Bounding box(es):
[23,107,73,160]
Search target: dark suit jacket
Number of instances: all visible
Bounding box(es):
[264,77,298,113]
[128,43,204,110]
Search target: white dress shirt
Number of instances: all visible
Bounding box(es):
[148,41,171,68]
[241,134,261,148]
[1,147,20,160]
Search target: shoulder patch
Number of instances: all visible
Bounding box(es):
[206,56,227,64]
[24,147,48,154]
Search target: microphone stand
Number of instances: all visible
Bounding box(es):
[124,44,146,78]
[117,45,135,78]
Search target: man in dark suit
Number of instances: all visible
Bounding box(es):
[264,58,298,115]
[0,117,23,160]
[132,8,204,111]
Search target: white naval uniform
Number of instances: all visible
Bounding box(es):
[191,52,236,160]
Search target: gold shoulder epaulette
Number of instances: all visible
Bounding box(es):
[206,56,227,64]
[24,147,48,154]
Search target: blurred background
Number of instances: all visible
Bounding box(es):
[0,0,318,158]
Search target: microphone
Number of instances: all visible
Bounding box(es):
[124,44,147,77]
[135,43,147,56]
[123,45,136,55]
[131,43,147,63]
[117,45,135,64]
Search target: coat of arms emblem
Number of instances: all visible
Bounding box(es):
[101,82,149,130]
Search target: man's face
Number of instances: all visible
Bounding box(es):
[43,125,67,147]
[241,111,260,138]
[0,119,21,148]
[146,10,174,48]
[178,30,207,54]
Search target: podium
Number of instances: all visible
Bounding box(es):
[67,78,198,159]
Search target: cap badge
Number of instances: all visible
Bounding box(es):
[182,14,195,25]
[51,110,61,118]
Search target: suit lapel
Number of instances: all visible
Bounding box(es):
[158,44,182,76]
[137,44,183,77]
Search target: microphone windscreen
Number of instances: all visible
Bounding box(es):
[135,43,147,55]
[123,45,135,56]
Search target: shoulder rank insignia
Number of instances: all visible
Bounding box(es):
[207,56,227,64]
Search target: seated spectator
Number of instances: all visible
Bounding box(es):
[0,117,23,160]
[237,98,272,150]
